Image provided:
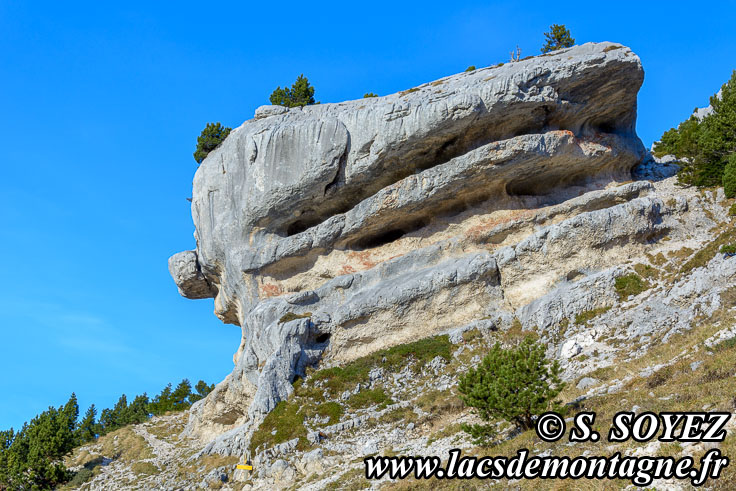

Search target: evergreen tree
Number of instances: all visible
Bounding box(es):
[111,394,128,429]
[694,70,736,186]
[171,379,193,410]
[656,71,736,187]
[149,383,174,416]
[723,153,736,198]
[541,24,574,53]
[2,423,30,488]
[124,394,150,425]
[58,393,79,451]
[653,115,702,159]
[0,428,14,485]
[269,74,316,107]
[1,380,213,489]
[1,395,79,488]
[76,404,97,444]
[97,407,114,435]
[97,394,128,434]
[193,122,232,164]
[458,338,565,444]
[189,380,216,403]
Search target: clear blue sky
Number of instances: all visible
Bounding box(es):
[1,1,734,430]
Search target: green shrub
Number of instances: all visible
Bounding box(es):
[249,400,307,454]
[681,227,736,273]
[541,24,574,53]
[270,74,316,107]
[729,202,736,216]
[458,338,565,442]
[363,92,378,98]
[193,122,231,164]
[346,388,393,409]
[68,468,95,487]
[614,273,649,299]
[713,336,736,352]
[723,153,736,198]
[313,402,343,424]
[574,306,611,325]
[310,335,452,396]
[720,244,736,254]
[465,66,476,72]
[633,263,659,280]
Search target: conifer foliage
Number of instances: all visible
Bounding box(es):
[269,74,316,107]
[654,70,736,188]
[458,338,565,444]
[723,153,736,198]
[541,24,575,53]
[193,122,232,164]
[0,379,215,488]
[0,394,78,489]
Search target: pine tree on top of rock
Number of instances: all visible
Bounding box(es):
[270,74,316,108]
[193,122,232,164]
[541,24,575,53]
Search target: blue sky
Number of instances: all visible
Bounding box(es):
[1,1,734,430]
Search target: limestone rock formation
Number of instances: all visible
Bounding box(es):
[170,42,650,444]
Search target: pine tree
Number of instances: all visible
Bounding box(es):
[458,338,565,444]
[5,395,79,488]
[149,383,174,416]
[193,122,232,164]
[124,394,150,425]
[97,408,115,435]
[658,70,736,187]
[76,404,97,444]
[97,394,128,434]
[541,24,574,53]
[57,393,79,451]
[171,379,193,410]
[111,394,128,428]
[653,115,702,159]
[189,380,216,403]
[269,74,316,107]
[723,153,736,198]
[0,428,14,486]
[695,70,736,186]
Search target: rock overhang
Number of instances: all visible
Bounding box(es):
[169,41,650,441]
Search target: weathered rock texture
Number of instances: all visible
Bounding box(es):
[170,42,650,443]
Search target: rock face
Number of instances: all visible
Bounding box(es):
[170,42,649,442]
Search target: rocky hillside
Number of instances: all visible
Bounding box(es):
[64,41,732,489]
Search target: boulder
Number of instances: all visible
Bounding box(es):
[170,42,650,444]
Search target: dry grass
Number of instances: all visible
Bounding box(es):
[131,461,159,476]
[97,427,154,463]
[681,227,736,274]
[379,298,736,490]
[399,87,420,96]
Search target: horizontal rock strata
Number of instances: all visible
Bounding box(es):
[170,42,651,443]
